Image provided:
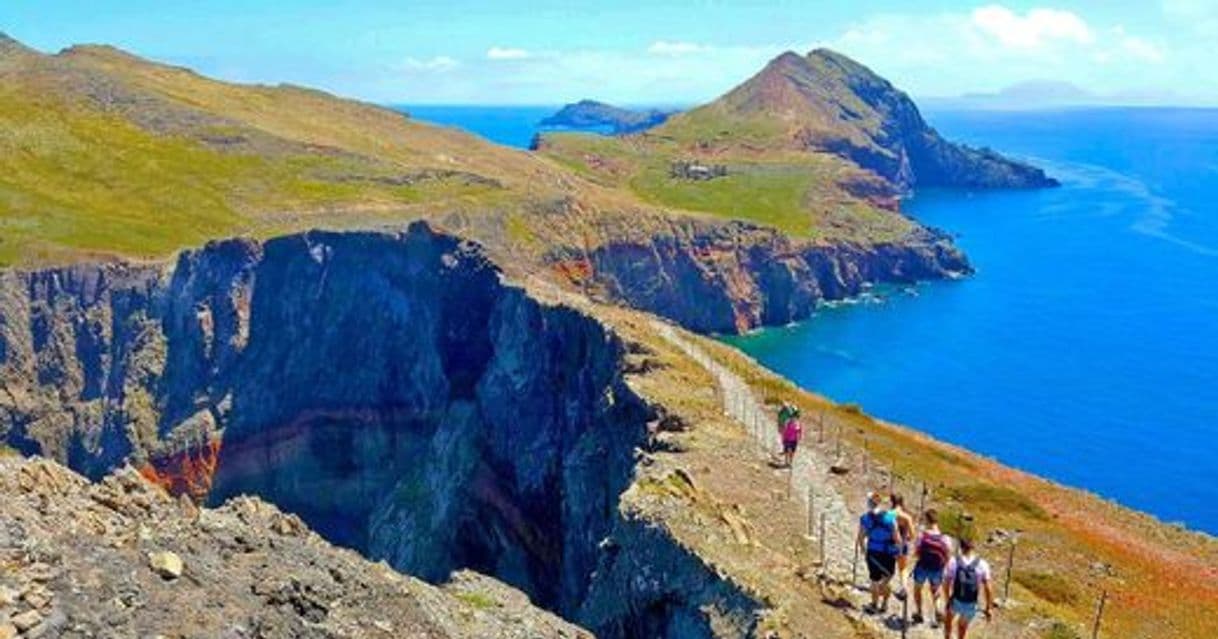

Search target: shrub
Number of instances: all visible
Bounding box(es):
[1042,620,1082,639]
[949,484,1049,521]
[840,403,864,415]
[1016,571,1080,606]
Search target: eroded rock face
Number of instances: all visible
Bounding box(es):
[586,222,970,334]
[1,224,760,637]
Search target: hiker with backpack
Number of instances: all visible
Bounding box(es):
[856,492,904,615]
[911,508,953,628]
[780,411,803,468]
[942,537,994,639]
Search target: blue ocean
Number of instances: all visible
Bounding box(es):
[405,106,1218,534]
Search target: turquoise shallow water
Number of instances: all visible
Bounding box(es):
[724,109,1218,534]
[402,105,1218,533]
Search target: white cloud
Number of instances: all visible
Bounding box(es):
[647,41,711,56]
[486,47,531,60]
[970,5,1094,49]
[1119,34,1165,63]
[401,56,458,72]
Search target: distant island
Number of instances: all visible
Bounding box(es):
[539,99,674,135]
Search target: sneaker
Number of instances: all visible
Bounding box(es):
[911,613,924,625]
[863,603,883,615]
[894,588,908,602]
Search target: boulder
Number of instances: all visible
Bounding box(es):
[148,551,184,580]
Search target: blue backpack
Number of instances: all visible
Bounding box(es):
[862,511,899,554]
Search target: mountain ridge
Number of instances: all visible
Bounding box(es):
[689,47,1059,190]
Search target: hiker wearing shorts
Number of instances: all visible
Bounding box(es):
[781,413,803,468]
[856,492,904,615]
[911,509,953,628]
[890,493,916,598]
[942,538,993,639]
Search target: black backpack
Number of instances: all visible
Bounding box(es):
[952,557,982,603]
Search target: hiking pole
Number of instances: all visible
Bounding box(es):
[818,409,825,444]
[917,481,927,523]
[851,542,859,588]
[1003,539,1016,605]
[1091,589,1107,639]
[901,594,909,639]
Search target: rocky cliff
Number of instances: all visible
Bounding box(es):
[560,220,970,334]
[0,223,764,638]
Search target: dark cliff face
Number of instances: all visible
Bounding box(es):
[581,221,971,334]
[0,223,762,638]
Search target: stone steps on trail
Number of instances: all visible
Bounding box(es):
[653,320,945,638]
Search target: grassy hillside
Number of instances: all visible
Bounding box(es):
[538,48,1053,240]
[538,130,910,242]
[0,35,580,266]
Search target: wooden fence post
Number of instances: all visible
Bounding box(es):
[1003,539,1017,604]
[917,481,927,523]
[851,542,859,588]
[819,512,827,563]
[807,486,815,537]
[1091,589,1107,639]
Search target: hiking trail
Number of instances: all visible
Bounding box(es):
[654,320,948,638]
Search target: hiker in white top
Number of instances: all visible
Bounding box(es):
[941,537,994,639]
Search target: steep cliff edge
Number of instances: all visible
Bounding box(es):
[0,223,765,638]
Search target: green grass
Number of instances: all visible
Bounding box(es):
[629,163,818,236]
[0,87,501,265]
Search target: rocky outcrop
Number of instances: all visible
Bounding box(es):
[0,455,591,638]
[0,223,764,637]
[579,221,970,334]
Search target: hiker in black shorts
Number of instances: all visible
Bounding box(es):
[856,491,904,615]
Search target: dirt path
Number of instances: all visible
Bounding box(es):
[654,320,950,638]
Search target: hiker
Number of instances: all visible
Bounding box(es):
[780,411,803,468]
[942,537,994,639]
[890,493,916,598]
[777,402,799,437]
[856,491,903,615]
[911,508,953,628]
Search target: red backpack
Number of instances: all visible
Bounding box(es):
[916,531,950,571]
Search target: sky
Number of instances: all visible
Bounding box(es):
[2,1,1216,105]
